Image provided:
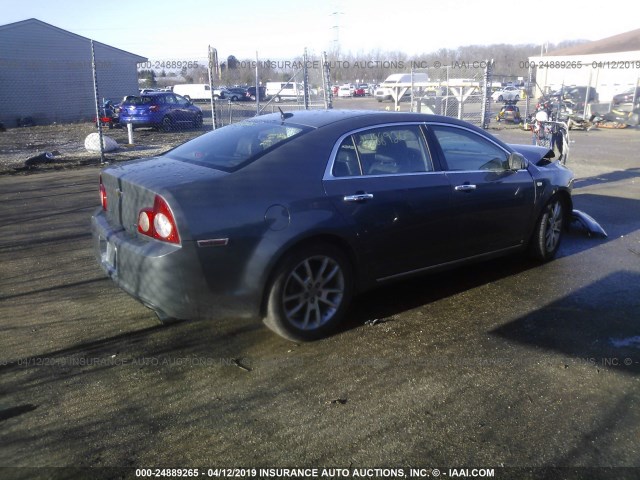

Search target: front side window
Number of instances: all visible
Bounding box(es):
[332,125,433,177]
[165,120,310,171]
[175,94,190,106]
[430,125,509,171]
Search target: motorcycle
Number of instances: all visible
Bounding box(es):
[529,103,568,164]
[496,100,522,123]
[95,100,120,129]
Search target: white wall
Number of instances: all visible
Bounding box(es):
[528,51,640,101]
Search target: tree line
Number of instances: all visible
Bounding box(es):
[141,40,587,88]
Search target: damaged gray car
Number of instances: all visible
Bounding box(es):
[92,110,603,341]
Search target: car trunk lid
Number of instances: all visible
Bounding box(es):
[100,157,227,240]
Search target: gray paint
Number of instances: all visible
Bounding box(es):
[0,19,147,126]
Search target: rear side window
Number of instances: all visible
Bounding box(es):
[165,120,311,171]
[332,125,433,177]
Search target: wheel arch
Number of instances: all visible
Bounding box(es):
[555,188,573,229]
[258,233,360,317]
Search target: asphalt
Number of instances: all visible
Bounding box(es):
[0,121,639,480]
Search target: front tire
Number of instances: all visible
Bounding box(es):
[529,197,565,261]
[193,113,203,129]
[264,244,353,341]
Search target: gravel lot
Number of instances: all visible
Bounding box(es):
[1,100,639,480]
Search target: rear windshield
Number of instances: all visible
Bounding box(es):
[164,119,311,171]
[121,95,154,105]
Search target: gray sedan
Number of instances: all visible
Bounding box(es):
[92,110,574,341]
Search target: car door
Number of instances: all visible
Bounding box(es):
[323,124,455,281]
[426,123,536,258]
[175,94,197,123]
[165,94,188,125]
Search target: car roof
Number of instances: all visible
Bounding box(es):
[252,109,482,131]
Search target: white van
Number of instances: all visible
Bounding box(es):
[374,73,429,103]
[172,84,224,101]
[265,82,304,102]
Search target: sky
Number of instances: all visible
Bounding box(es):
[2,0,639,62]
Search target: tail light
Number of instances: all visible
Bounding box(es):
[99,175,107,211]
[137,195,180,244]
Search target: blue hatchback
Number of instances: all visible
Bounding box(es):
[118,92,203,131]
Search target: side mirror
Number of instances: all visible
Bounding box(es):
[508,152,528,171]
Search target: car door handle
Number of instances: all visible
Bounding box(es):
[454,184,477,192]
[344,193,374,202]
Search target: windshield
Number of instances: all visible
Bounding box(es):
[165,119,311,171]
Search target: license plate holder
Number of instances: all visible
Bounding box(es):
[100,237,117,272]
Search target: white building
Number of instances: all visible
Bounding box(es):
[528,29,640,102]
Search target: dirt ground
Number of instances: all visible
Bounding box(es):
[0,121,206,173]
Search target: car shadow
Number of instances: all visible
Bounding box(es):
[573,167,640,189]
[491,270,640,376]
[341,253,539,331]
[565,193,640,254]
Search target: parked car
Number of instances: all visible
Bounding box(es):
[358,84,372,95]
[245,86,267,101]
[612,86,640,105]
[265,82,304,102]
[374,86,393,102]
[547,86,599,104]
[420,94,459,117]
[225,87,248,101]
[374,86,412,103]
[337,85,352,97]
[353,86,366,97]
[118,92,203,131]
[565,86,599,104]
[492,86,521,102]
[93,110,574,341]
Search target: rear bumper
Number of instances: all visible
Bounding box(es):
[118,116,160,128]
[91,209,258,321]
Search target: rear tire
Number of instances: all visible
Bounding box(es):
[264,243,353,341]
[161,116,172,132]
[529,196,565,261]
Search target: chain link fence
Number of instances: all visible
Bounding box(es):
[405,63,491,127]
[1,28,529,171]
